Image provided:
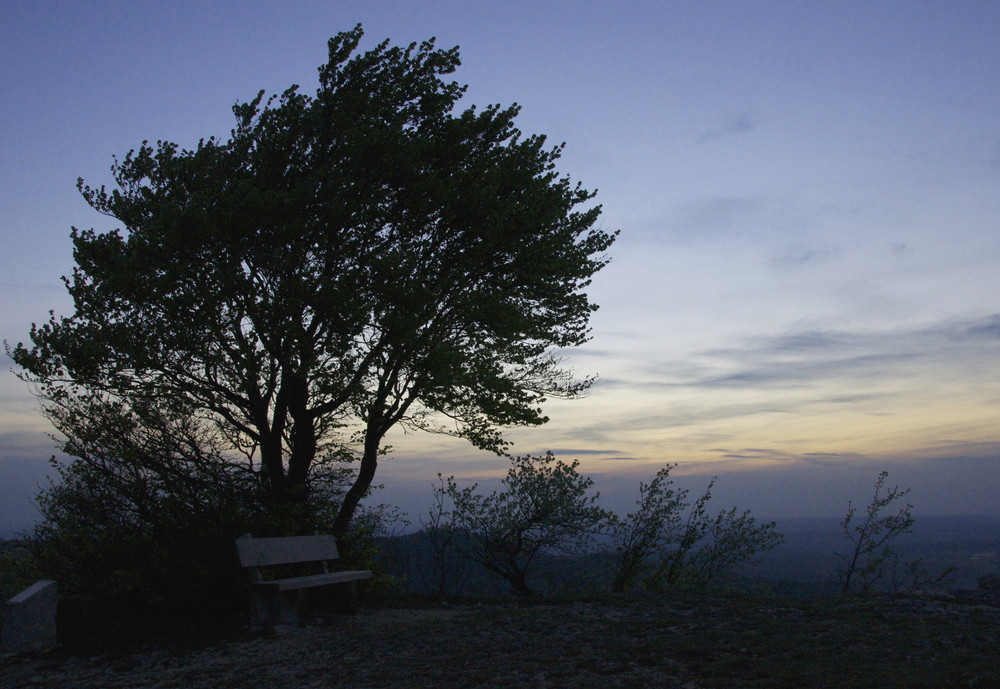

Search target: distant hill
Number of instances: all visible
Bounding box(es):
[741,515,1000,590]
[376,515,1000,596]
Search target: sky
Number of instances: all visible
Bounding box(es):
[1,0,999,535]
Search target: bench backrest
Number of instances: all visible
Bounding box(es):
[235,534,340,568]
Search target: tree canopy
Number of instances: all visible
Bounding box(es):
[11,25,617,539]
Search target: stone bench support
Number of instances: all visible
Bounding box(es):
[2,580,57,654]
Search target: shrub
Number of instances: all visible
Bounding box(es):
[836,471,914,593]
[27,457,255,642]
[608,465,782,592]
[836,470,954,593]
[443,453,607,596]
[24,424,380,643]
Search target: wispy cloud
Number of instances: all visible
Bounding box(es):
[0,430,55,456]
[707,447,799,462]
[768,245,838,270]
[645,194,839,247]
[554,314,1000,455]
[694,114,756,145]
[546,448,624,456]
[664,196,763,241]
[671,314,1000,391]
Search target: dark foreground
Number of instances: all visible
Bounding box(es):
[3,590,998,688]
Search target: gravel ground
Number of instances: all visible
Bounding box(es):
[3,592,999,688]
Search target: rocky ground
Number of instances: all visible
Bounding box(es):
[2,590,999,688]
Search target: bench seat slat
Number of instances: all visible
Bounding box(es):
[236,534,370,626]
[254,570,373,592]
[235,535,341,568]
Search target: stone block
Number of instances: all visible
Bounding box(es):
[2,580,57,654]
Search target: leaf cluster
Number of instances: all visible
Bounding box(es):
[609,465,783,592]
[443,453,606,596]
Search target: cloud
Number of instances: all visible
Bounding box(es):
[694,114,756,145]
[0,430,55,456]
[546,448,624,456]
[961,314,1000,339]
[890,242,910,258]
[708,447,800,462]
[684,451,1000,519]
[561,314,1000,452]
[596,315,1000,398]
[644,194,837,247]
[768,245,838,270]
[673,314,1000,391]
[688,352,914,389]
[664,196,764,241]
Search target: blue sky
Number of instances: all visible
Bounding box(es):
[2,1,999,534]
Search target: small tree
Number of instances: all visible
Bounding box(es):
[419,474,469,596]
[837,471,915,592]
[443,453,607,596]
[609,465,782,592]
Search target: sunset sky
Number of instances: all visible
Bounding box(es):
[2,1,998,535]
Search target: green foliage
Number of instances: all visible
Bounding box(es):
[443,453,608,596]
[607,465,685,592]
[10,395,260,636]
[836,471,915,592]
[318,487,411,598]
[14,395,386,639]
[836,471,957,593]
[888,556,957,593]
[8,23,615,544]
[26,456,254,639]
[608,465,782,592]
[23,448,394,642]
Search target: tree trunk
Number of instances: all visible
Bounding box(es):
[332,419,382,548]
[258,433,287,505]
[509,568,536,597]
[285,374,316,489]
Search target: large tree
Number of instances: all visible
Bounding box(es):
[11,25,616,540]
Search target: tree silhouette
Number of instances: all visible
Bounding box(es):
[10,25,616,540]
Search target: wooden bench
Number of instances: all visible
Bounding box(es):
[235,533,372,628]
